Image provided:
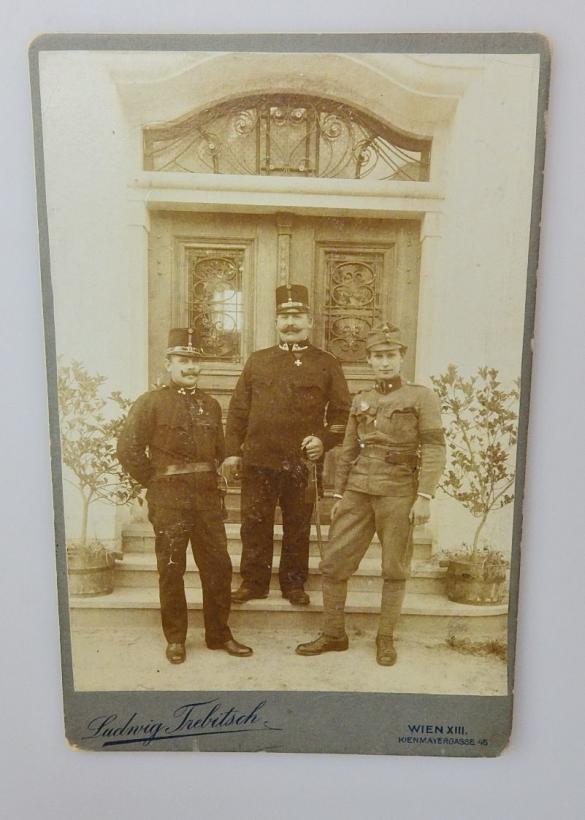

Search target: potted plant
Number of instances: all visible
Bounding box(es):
[430,366,519,605]
[65,539,117,597]
[58,361,141,596]
[439,544,509,605]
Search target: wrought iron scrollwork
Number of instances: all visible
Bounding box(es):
[324,252,384,362]
[144,94,430,181]
[187,249,244,362]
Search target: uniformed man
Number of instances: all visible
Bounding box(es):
[223,284,351,607]
[296,323,445,665]
[117,328,252,664]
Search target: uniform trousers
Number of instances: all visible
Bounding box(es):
[148,505,233,647]
[239,464,314,594]
[319,490,415,639]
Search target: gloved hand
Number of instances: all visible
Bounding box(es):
[221,456,243,482]
[301,436,324,461]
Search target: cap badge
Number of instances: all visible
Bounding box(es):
[381,323,398,342]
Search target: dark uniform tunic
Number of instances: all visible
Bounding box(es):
[225,342,350,594]
[319,377,446,638]
[117,383,232,646]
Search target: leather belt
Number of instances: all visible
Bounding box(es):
[359,443,418,467]
[157,462,215,477]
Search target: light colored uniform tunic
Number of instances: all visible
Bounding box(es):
[321,378,446,583]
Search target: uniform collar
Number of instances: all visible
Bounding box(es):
[170,381,200,397]
[375,376,402,394]
[278,340,310,352]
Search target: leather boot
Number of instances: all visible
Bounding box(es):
[283,587,310,606]
[165,642,186,664]
[296,633,349,655]
[231,584,269,603]
[207,637,253,657]
[376,635,397,666]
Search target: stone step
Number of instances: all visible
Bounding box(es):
[114,553,446,595]
[223,488,336,506]
[69,587,507,641]
[222,492,335,524]
[122,523,434,562]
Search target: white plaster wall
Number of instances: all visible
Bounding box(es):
[423,54,540,382]
[416,55,540,557]
[40,53,150,545]
[40,52,149,398]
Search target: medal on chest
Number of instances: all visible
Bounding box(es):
[178,387,204,414]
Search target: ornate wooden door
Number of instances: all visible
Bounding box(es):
[148,211,279,419]
[290,214,421,391]
[148,209,420,429]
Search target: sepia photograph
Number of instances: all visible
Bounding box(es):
[31,33,548,754]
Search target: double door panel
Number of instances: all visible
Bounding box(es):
[149,210,421,410]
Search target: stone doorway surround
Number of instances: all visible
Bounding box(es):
[115,50,479,384]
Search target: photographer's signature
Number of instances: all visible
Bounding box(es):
[82,699,279,747]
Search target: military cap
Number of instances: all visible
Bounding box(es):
[166,327,202,358]
[276,283,310,315]
[365,322,407,353]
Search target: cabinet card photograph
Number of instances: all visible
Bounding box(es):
[30,33,549,755]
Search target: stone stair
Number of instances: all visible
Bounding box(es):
[114,553,445,596]
[69,498,507,641]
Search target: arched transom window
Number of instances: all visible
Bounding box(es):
[144,94,431,181]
